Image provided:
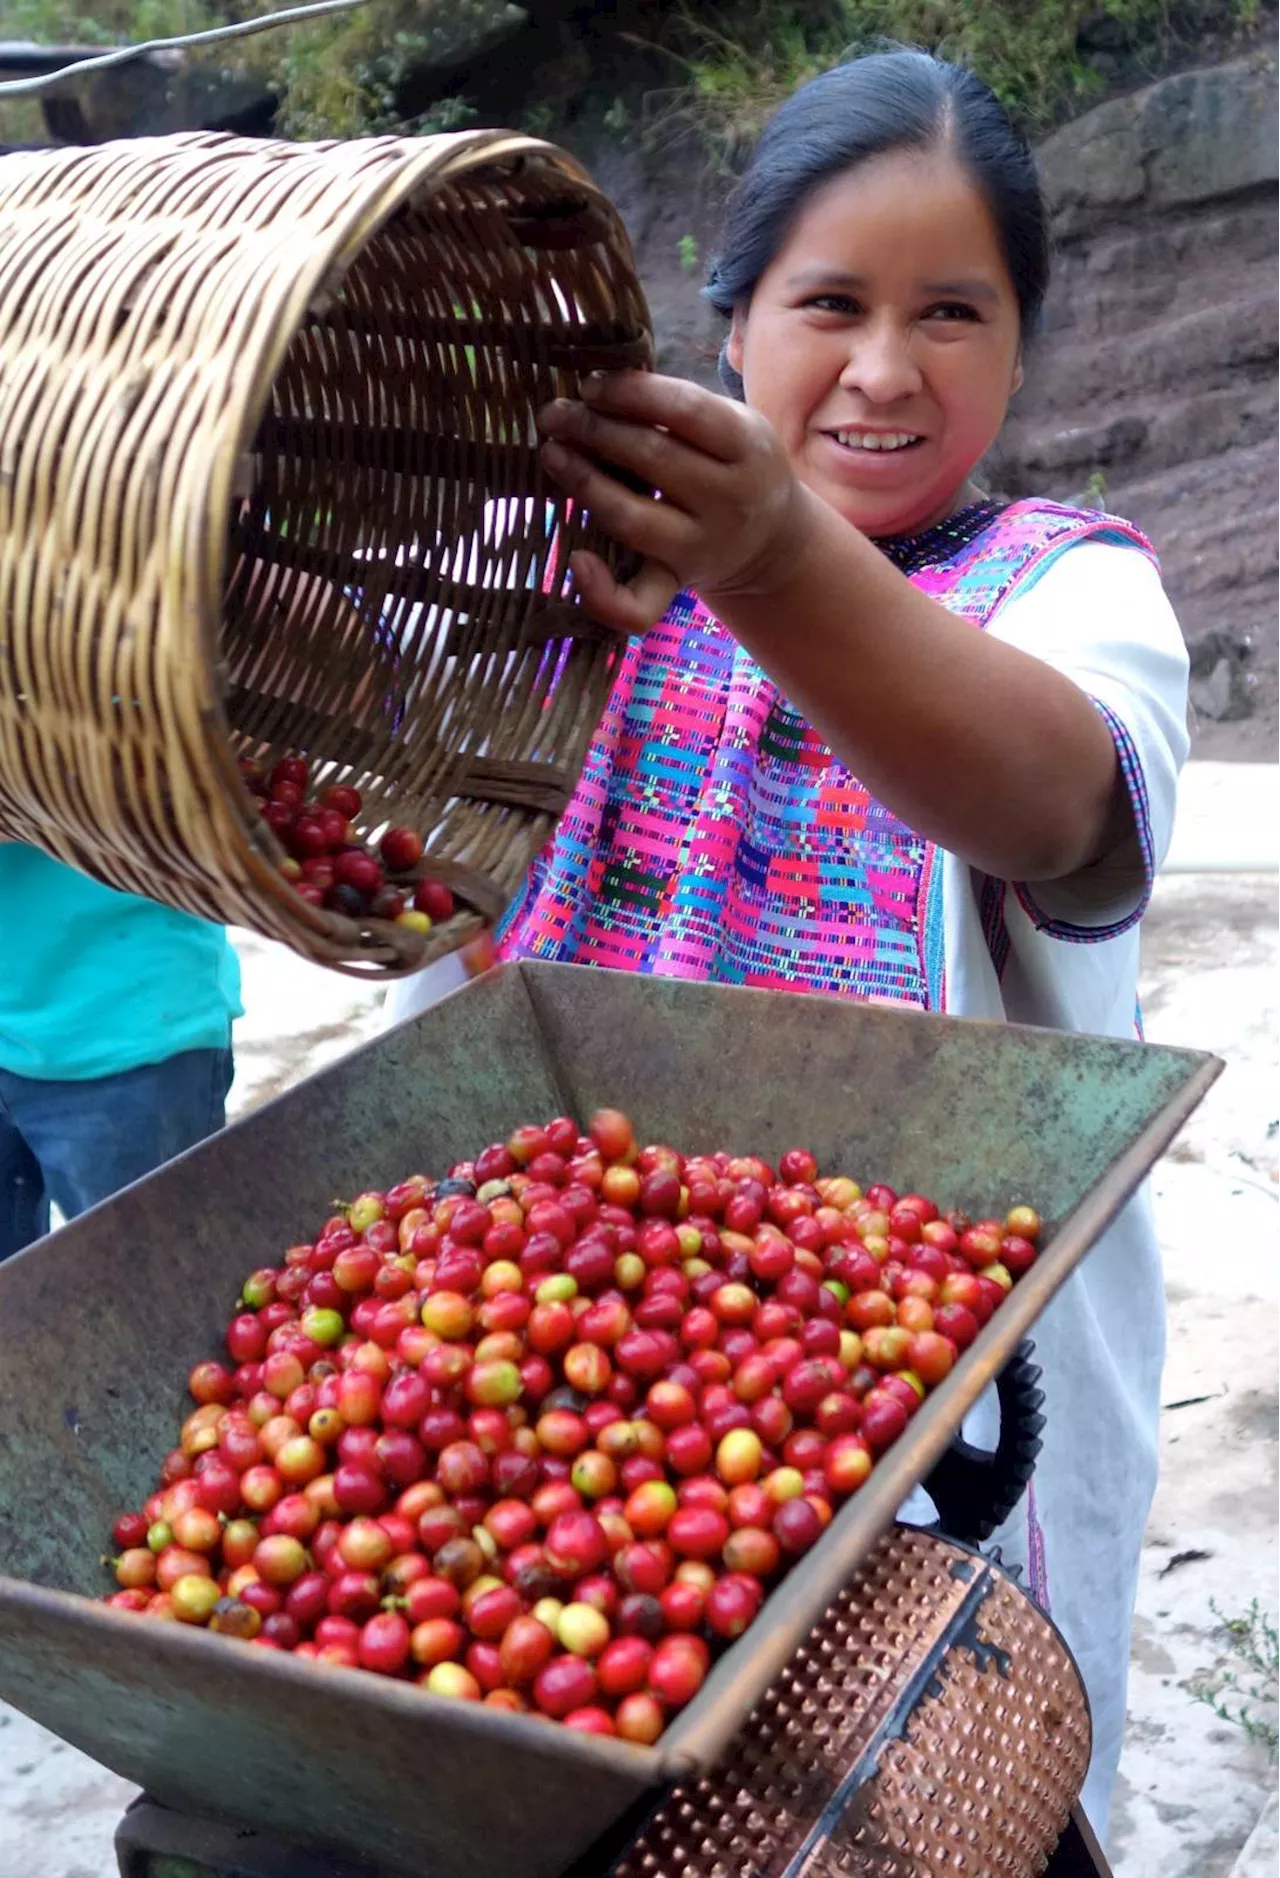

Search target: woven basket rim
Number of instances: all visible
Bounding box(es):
[0,128,647,976]
[190,128,605,965]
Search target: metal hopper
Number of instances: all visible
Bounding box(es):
[0,963,1219,1877]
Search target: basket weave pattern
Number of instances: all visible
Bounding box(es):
[613,1527,1091,1878]
[0,130,651,972]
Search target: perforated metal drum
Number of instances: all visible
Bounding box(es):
[608,1525,1091,1878]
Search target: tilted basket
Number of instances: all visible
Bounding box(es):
[0,129,652,973]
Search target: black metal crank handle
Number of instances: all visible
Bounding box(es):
[920,1337,1046,1549]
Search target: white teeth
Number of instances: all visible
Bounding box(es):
[834,429,919,452]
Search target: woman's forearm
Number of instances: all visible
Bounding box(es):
[705,489,1127,884]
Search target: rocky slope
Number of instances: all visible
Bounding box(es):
[993,56,1278,760]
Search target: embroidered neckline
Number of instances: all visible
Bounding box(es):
[874,498,1005,576]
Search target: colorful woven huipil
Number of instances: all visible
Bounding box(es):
[496,498,1155,1008]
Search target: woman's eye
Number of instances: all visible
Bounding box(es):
[925,301,981,322]
[805,293,861,315]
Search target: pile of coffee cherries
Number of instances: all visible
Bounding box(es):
[240,754,454,931]
[103,1110,1041,1743]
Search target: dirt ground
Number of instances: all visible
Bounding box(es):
[1110,867,1278,1876]
[1188,645,1278,765]
[1186,665,1277,765]
[0,768,1274,1877]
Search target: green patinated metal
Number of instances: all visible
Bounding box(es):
[0,963,1219,1878]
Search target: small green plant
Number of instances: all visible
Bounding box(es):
[1081,468,1109,509]
[677,233,700,274]
[522,100,557,139]
[603,95,631,134]
[1189,1599,1279,1754]
[412,96,479,136]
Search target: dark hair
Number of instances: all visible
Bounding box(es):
[703,49,1050,396]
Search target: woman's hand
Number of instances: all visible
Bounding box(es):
[538,370,812,634]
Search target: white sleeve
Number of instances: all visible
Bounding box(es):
[986,540,1190,935]
[383,952,470,1028]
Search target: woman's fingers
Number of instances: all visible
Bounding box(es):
[540,438,690,566]
[578,369,746,461]
[540,400,726,514]
[570,551,680,636]
[538,372,796,606]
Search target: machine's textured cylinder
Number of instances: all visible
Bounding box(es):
[611,1526,1092,1878]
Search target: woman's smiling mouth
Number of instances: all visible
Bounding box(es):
[826,427,924,452]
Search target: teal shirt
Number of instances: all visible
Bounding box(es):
[0,846,243,1081]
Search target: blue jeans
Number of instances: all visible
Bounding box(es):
[0,1046,234,1262]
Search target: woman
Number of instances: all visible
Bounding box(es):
[388,50,1189,1839]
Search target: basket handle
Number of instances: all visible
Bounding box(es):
[919,1338,1046,1548]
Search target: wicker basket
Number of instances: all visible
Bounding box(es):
[0,130,652,974]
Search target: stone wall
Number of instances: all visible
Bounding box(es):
[990,56,1278,758]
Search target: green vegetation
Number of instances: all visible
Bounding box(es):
[0,0,1265,146]
[636,0,1263,156]
[3,0,201,41]
[0,0,518,141]
[1189,1599,1279,1754]
[249,4,503,141]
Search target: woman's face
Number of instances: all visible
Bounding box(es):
[727,145,1025,537]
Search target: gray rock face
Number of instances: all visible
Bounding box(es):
[78,62,274,141]
[1038,57,1278,230]
[1190,657,1233,722]
[572,131,732,387]
[987,55,1278,758]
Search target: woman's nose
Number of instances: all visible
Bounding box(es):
[838,322,922,403]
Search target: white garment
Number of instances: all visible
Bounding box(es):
[385,946,471,1022]
[938,539,1189,1842]
[384,537,1191,1843]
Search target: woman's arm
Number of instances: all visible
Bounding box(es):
[539,372,1129,884]
[702,486,1128,883]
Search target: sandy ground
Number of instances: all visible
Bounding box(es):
[1110,867,1278,1877]
[0,764,1274,1878]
